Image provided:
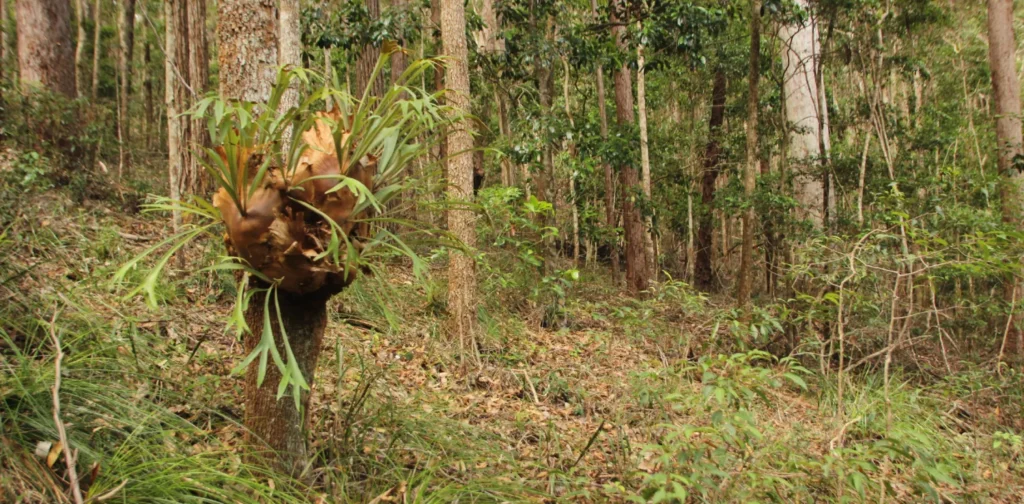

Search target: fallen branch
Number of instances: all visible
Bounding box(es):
[49,309,84,504]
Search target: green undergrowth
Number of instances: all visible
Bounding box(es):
[2,180,1023,502]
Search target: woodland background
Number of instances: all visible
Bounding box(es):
[3,0,1024,502]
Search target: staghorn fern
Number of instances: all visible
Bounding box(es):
[114,55,454,407]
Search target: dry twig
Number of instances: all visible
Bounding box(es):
[49,309,84,504]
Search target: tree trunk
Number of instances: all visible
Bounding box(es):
[167,0,209,198]
[535,19,554,210]
[17,0,76,97]
[738,0,760,310]
[497,90,513,186]
[1,0,6,83]
[143,39,152,149]
[356,0,386,98]
[590,0,619,286]
[431,0,446,172]
[243,288,328,476]
[91,0,101,100]
[988,0,1024,356]
[390,0,408,85]
[117,0,136,170]
[780,0,823,228]
[472,0,504,54]
[74,0,86,97]
[184,0,209,194]
[611,0,647,294]
[695,70,727,291]
[637,39,655,282]
[441,0,479,362]
[217,0,276,103]
[166,0,183,233]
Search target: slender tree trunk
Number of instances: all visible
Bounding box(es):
[431,0,446,172]
[562,56,580,265]
[1,0,6,84]
[356,0,386,98]
[74,0,86,97]
[472,0,504,54]
[857,132,871,226]
[637,39,655,282]
[441,0,479,362]
[91,0,101,100]
[590,0,620,286]
[695,70,727,291]
[17,0,76,97]
[183,0,209,194]
[738,0,761,310]
[988,0,1024,356]
[166,0,182,234]
[243,288,328,475]
[390,0,408,85]
[781,0,823,227]
[761,157,776,298]
[278,0,300,151]
[535,19,554,210]
[497,90,513,186]
[143,39,153,150]
[611,0,647,294]
[117,0,136,171]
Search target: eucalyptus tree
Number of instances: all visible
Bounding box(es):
[442,0,480,361]
[780,0,824,228]
[987,0,1024,355]
[16,0,76,97]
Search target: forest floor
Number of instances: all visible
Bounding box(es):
[3,173,1024,502]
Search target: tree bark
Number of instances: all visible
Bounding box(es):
[91,0,101,100]
[738,0,760,310]
[243,288,328,476]
[441,0,479,361]
[217,0,276,103]
[695,70,727,291]
[781,0,823,228]
[356,0,387,98]
[611,0,647,294]
[117,0,136,170]
[590,0,620,286]
[987,0,1024,356]
[17,0,76,97]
